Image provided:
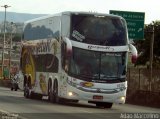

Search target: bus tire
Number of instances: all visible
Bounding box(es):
[24,78,33,99]
[53,81,59,103]
[53,81,64,104]
[48,81,54,103]
[24,83,29,98]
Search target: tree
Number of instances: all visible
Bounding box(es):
[135,21,160,68]
[12,33,21,42]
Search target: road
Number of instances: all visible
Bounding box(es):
[0,87,159,119]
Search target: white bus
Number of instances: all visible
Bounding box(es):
[21,11,137,108]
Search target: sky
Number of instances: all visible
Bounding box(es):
[0,0,160,24]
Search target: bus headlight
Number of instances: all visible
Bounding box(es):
[119,96,125,101]
[68,92,73,96]
[68,91,78,97]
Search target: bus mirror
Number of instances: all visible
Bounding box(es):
[129,44,138,64]
[65,38,72,57]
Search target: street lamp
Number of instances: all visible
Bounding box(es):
[1,5,11,79]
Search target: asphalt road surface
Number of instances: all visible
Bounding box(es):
[0,87,159,119]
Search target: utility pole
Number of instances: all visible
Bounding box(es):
[9,22,16,79]
[1,5,11,79]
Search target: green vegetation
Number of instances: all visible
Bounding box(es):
[12,33,21,42]
[135,21,160,68]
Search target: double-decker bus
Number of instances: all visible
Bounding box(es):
[21,11,137,108]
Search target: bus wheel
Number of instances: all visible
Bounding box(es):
[24,83,29,98]
[53,81,63,104]
[48,82,54,103]
[24,79,33,99]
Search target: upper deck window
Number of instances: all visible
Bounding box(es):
[71,14,127,46]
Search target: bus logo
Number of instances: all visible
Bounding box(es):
[88,45,114,51]
[80,82,94,87]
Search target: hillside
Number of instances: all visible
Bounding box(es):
[0,12,47,23]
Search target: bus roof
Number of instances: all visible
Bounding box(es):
[24,11,123,25]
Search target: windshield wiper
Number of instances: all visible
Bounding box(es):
[99,74,118,80]
[69,72,93,80]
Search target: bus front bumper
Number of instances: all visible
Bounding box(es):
[65,85,126,104]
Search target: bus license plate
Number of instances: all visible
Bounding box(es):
[93,95,103,100]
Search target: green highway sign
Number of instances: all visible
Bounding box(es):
[110,10,145,39]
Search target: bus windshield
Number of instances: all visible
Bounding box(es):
[69,47,127,82]
[71,14,127,46]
